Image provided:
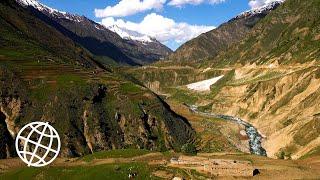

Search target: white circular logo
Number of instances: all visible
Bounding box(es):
[15,122,61,167]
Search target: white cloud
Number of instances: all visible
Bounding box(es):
[101,13,215,44]
[95,0,166,18]
[168,0,226,7]
[248,0,284,9]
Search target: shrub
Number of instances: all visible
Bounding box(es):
[181,143,197,156]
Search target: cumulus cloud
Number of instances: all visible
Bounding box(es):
[249,0,284,9]
[168,0,226,7]
[95,0,166,18]
[101,13,215,44]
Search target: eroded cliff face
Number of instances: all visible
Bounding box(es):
[0,98,21,138]
[0,109,15,158]
[0,69,25,159]
[210,64,320,159]
[0,68,195,158]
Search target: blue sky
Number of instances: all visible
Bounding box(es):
[38,0,271,50]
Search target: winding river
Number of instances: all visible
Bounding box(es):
[188,105,267,156]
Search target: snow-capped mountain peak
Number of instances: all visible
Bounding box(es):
[17,0,65,14]
[15,0,170,56]
[107,25,155,43]
[16,0,83,22]
[16,0,157,44]
[235,1,284,19]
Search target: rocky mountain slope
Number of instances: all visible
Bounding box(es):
[207,63,320,159]
[0,0,194,158]
[16,0,172,65]
[214,0,320,65]
[129,0,320,159]
[168,1,283,62]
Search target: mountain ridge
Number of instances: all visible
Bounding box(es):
[107,25,162,46]
[16,0,172,65]
[212,0,320,66]
[168,1,283,62]
[233,1,285,20]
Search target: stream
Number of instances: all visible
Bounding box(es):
[188,105,267,156]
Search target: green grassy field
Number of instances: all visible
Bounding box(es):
[0,162,158,180]
[82,149,151,162]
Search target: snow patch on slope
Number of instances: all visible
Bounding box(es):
[187,75,224,92]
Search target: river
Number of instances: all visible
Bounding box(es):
[188,105,267,156]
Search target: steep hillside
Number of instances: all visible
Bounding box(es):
[168,1,282,62]
[0,0,194,158]
[1,0,101,69]
[130,63,320,160]
[128,0,320,159]
[214,0,320,65]
[204,64,320,159]
[16,0,172,65]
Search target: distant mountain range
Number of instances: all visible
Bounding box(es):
[168,1,283,62]
[16,0,172,65]
[107,25,155,44]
